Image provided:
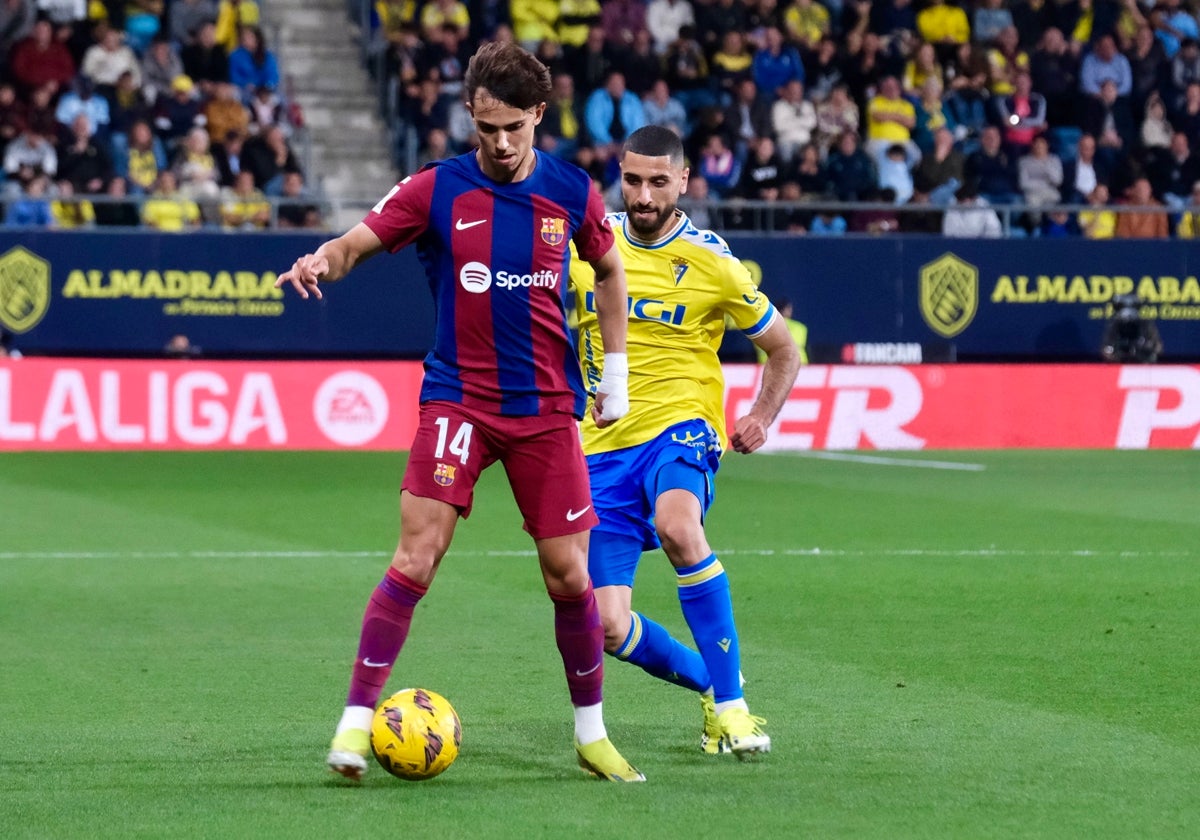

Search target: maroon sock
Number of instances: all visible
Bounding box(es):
[550,584,604,707]
[345,568,427,709]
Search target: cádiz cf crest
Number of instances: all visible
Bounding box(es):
[919,252,978,338]
[540,217,566,247]
[433,463,456,487]
[0,246,51,334]
[671,257,689,285]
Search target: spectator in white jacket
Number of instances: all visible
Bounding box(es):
[1017,134,1064,207]
[81,26,142,90]
[942,181,1003,237]
[770,78,817,163]
[646,0,694,56]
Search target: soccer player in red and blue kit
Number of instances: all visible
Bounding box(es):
[276,41,643,782]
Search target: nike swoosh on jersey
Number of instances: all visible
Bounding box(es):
[566,506,592,521]
[362,658,390,667]
[575,661,601,676]
[455,218,487,230]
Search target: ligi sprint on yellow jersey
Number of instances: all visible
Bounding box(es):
[569,211,777,455]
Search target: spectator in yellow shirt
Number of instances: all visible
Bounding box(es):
[219,169,271,229]
[511,0,559,50]
[903,41,944,98]
[420,0,470,41]
[755,298,808,365]
[986,25,1028,96]
[1078,184,1116,239]
[51,181,96,229]
[918,0,970,64]
[866,75,920,169]
[1176,181,1200,237]
[375,0,418,44]
[215,0,260,54]
[142,170,202,231]
[783,0,830,51]
[557,0,601,53]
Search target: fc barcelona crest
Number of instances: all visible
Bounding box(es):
[0,246,51,334]
[433,463,456,487]
[919,252,978,338]
[541,217,566,247]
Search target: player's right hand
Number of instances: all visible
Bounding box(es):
[275,252,329,300]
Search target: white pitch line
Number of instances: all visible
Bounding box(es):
[1,548,1194,560]
[760,548,1195,558]
[0,550,392,560]
[793,451,987,471]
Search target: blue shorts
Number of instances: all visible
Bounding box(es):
[586,419,721,587]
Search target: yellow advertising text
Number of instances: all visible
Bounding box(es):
[991,275,1200,305]
[63,269,283,301]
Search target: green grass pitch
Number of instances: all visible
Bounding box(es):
[2,450,1198,839]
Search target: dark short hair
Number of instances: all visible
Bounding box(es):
[621,125,685,166]
[463,41,551,110]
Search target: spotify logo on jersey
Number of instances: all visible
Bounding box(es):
[459,261,492,293]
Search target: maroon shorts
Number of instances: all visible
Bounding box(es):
[401,400,599,539]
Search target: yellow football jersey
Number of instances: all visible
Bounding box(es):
[570,211,777,455]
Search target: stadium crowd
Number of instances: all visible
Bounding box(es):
[9,1,1200,236]
[371,0,1200,237]
[0,0,322,229]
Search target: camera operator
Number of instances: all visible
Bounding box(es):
[0,326,16,358]
[1101,293,1163,363]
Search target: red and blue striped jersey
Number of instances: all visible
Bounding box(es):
[363,150,613,418]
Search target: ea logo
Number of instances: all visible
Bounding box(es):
[313,371,389,446]
[460,261,492,293]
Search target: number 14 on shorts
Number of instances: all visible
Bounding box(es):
[433,416,473,465]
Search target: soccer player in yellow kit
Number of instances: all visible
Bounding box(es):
[570,125,801,757]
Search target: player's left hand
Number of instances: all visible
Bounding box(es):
[592,352,629,428]
[730,415,768,454]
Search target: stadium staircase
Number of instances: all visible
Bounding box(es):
[269,0,396,230]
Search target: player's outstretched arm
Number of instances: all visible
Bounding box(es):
[590,244,628,355]
[275,223,386,300]
[589,244,630,427]
[731,316,802,454]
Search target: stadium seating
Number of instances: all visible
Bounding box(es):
[5,1,1200,237]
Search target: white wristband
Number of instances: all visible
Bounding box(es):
[596,352,629,422]
[601,352,628,379]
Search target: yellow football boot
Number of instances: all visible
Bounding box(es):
[575,737,646,782]
[327,728,370,781]
[716,708,771,759]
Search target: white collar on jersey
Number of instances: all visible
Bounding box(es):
[624,209,688,248]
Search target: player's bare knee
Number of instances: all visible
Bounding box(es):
[656,520,707,566]
[602,628,625,654]
[600,608,631,653]
[541,562,590,597]
[390,544,443,584]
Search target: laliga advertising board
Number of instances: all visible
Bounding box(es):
[1,360,1200,451]
[0,360,423,450]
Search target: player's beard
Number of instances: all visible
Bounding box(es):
[626,202,678,240]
